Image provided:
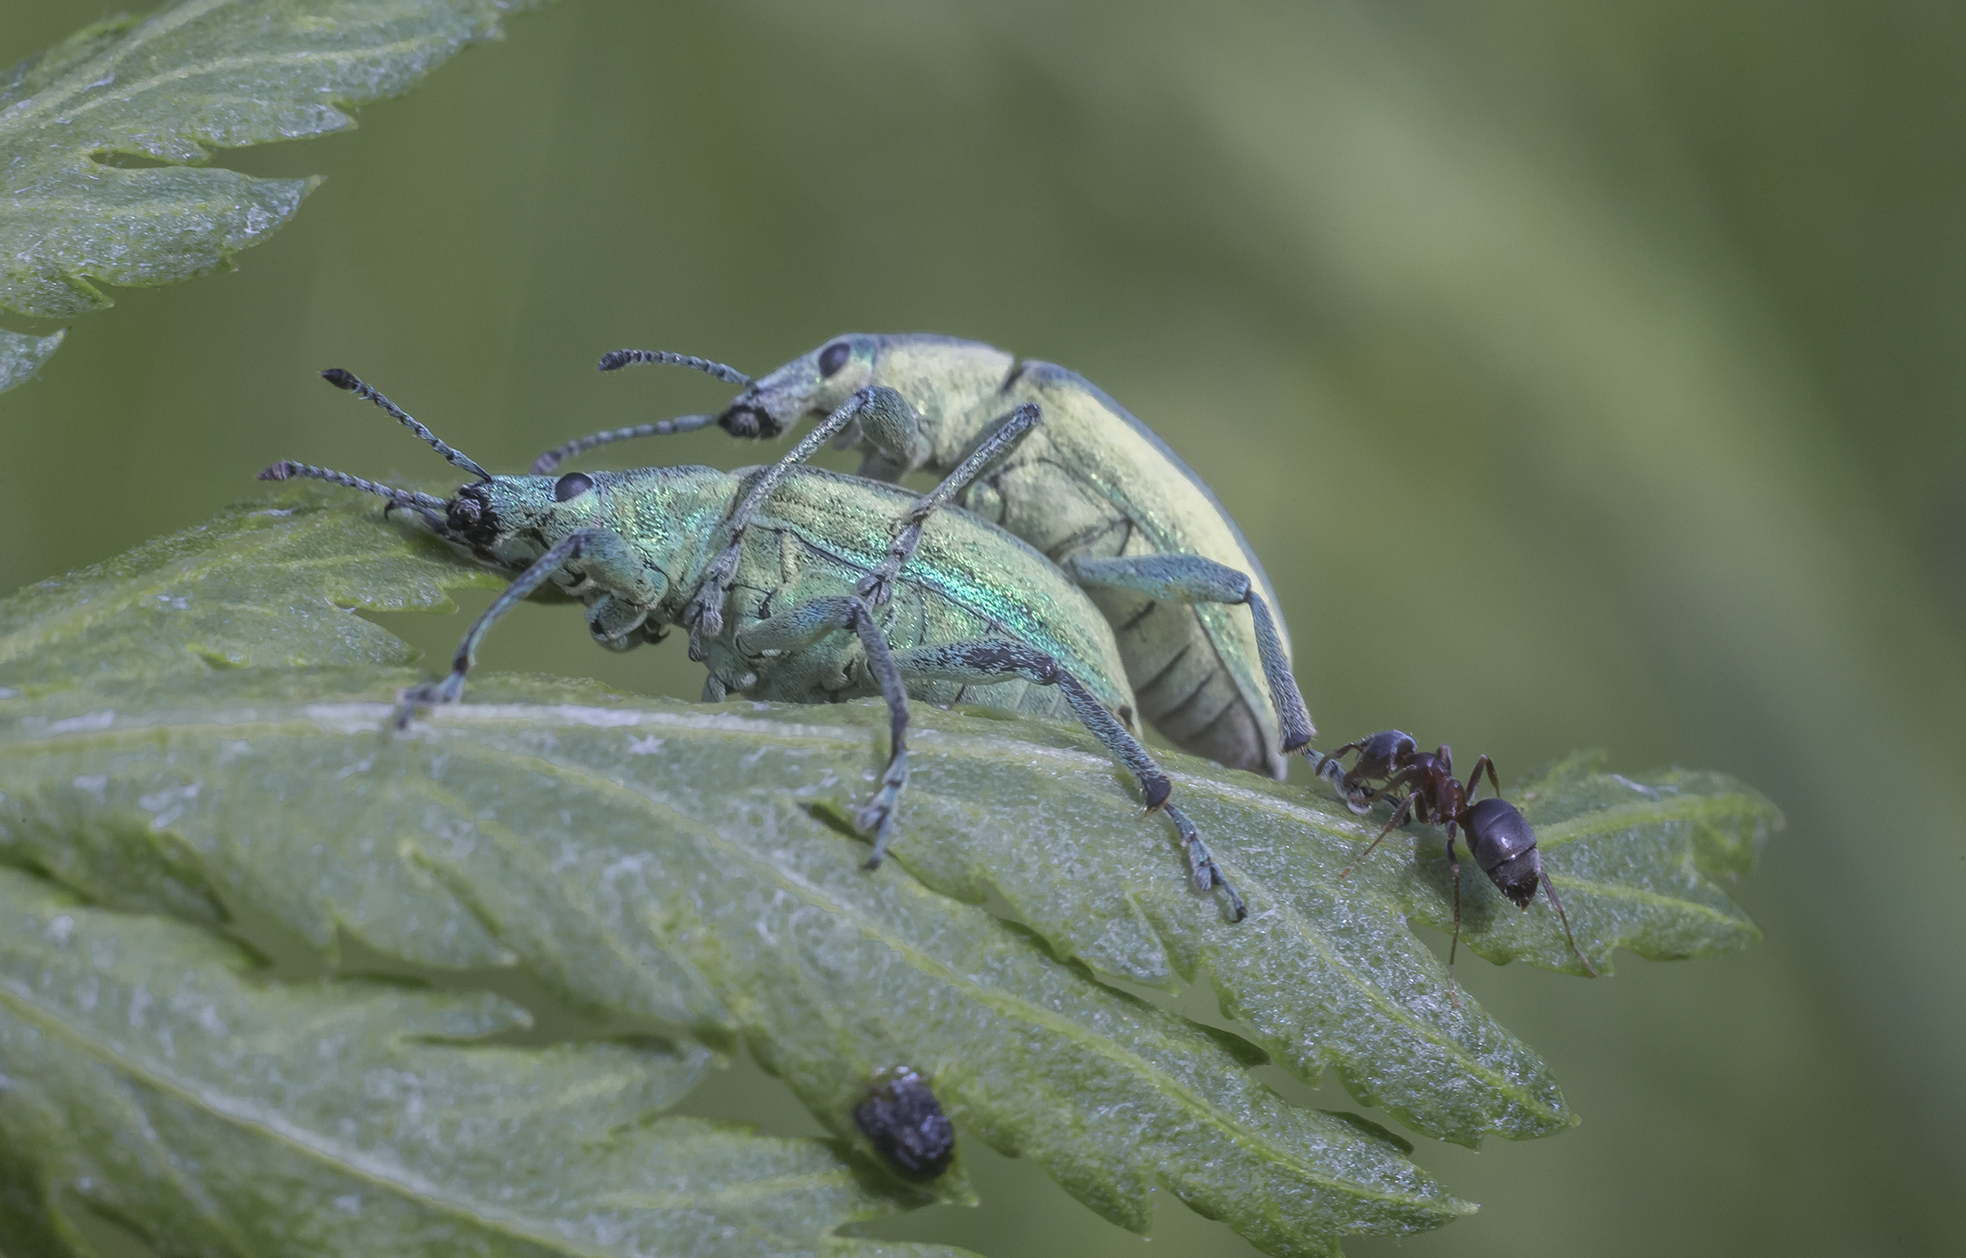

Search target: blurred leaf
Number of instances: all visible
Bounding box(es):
[0,329,64,393]
[0,495,1775,1255]
[0,866,967,1258]
[0,0,545,390]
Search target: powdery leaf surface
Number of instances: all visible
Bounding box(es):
[0,867,969,1258]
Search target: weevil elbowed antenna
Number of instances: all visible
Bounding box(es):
[254,460,450,531]
[318,367,493,482]
[529,350,756,474]
[595,348,753,385]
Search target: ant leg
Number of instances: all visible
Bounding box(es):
[1468,754,1502,799]
[1065,553,1316,755]
[1314,741,1363,780]
[891,637,1246,921]
[1339,788,1417,879]
[1539,878,1599,978]
[856,404,1041,607]
[1446,829,1464,1009]
[739,595,912,868]
[1311,742,1381,814]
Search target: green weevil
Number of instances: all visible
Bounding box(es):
[260,368,1248,919]
[531,335,1316,782]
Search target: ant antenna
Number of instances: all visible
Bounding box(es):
[1538,880,1599,978]
[320,368,492,482]
[1338,794,1414,879]
[596,349,753,386]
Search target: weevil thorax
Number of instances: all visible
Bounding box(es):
[853,335,1019,467]
[1466,797,1541,908]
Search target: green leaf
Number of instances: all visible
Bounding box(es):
[0,0,545,388]
[0,328,64,393]
[0,866,968,1258]
[0,685,1476,1257]
[0,489,502,694]
[0,495,1777,1255]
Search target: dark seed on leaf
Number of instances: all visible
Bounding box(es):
[854,1067,955,1180]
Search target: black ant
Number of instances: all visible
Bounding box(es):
[1335,740,1597,1003]
[1316,729,1418,813]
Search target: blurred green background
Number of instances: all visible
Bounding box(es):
[4,1,1963,1254]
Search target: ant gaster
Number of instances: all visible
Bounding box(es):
[1336,742,1596,1003]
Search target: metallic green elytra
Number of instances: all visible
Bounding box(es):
[262,369,1248,920]
[540,334,1315,781]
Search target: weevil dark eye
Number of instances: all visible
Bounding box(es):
[818,341,851,377]
[553,472,594,502]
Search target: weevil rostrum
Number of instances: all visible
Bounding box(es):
[261,368,1248,919]
[532,335,1318,782]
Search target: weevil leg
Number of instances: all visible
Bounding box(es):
[681,389,883,654]
[737,595,913,867]
[397,528,621,729]
[857,404,1041,607]
[1538,874,1599,978]
[1063,553,1315,754]
[1468,754,1502,800]
[1164,802,1247,921]
[889,637,1246,921]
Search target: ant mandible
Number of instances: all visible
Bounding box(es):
[1335,741,1597,1003]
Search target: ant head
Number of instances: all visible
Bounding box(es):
[1360,729,1417,772]
[717,333,879,439]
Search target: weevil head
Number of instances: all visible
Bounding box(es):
[265,369,698,581]
[437,472,602,569]
[718,333,879,438]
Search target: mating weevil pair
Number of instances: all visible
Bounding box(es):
[541,333,1316,781]
[263,364,1252,919]
[1320,732,1597,998]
